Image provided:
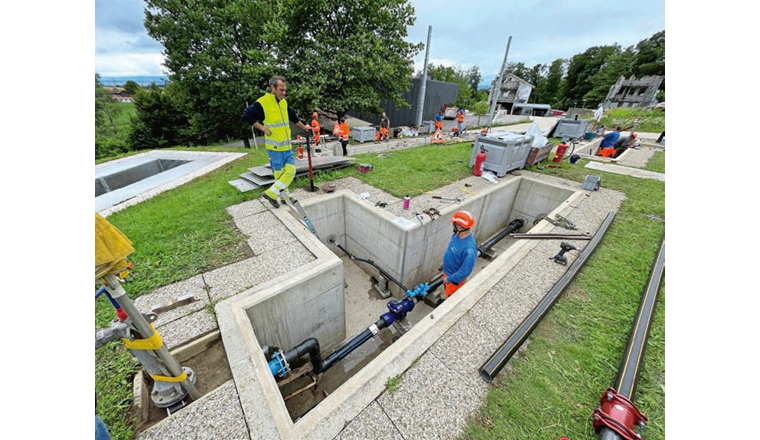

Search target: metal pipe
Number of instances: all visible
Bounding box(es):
[487,36,512,129]
[415,26,432,128]
[101,274,201,400]
[479,211,615,382]
[510,233,591,240]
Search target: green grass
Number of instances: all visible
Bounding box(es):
[386,374,404,394]
[114,102,137,127]
[645,151,665,173]
[599,108,665,133]
[96,142,664,440]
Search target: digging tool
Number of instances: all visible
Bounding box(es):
[431,195,463,204]
[151,293,195,314]
[422,207,441,220]
[281,195,318,236]
[306,133,316,192]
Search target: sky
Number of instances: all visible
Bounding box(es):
[95,0,665,81]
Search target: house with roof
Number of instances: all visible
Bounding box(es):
[490,73,534,114]
[109,87,133,103]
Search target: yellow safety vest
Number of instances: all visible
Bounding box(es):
[256,93,292,151]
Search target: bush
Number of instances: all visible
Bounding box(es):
[95,129,132,159]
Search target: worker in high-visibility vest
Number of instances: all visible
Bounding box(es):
[310,112,321,148]
[375,111,390,142]
[242,76,313,208]
[456,109,465,135]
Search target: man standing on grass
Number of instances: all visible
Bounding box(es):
[242,76,312,208]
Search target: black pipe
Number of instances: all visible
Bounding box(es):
[331,239,410,292]
[477,219,525,256]
[283,337,323,374]
[613,237,665,399]
[479,211,615,382]
[318,317,388,373]
[594,238,663,440]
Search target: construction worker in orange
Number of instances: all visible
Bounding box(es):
[431,111,445,143]
[375,111,390,142]
[310,112,321,148]
[456,109,465,134]
[338,117,350,156]
[439,211,478,299]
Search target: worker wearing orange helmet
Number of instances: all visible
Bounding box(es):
[439,210,479,298]
[310,112,321,147]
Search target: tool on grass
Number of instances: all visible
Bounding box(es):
[431,195,463,204]
[358,163,373,173]
[551,242,579,265]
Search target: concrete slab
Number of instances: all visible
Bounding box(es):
[377,352,484,440]
[234,210,298,255]
[157,308,218,350]
[138,380,249,440]
[342,256,391,337]
[226,199,269,219]
[427,312,501,392]
[335,401,404,440]
[133,275,210,329]
[585,161,665,181]
[204,245,316,302]
[617,147,656,168]
[228,178,258,193]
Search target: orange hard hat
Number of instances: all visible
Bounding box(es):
[451,210,475,229]
[631,132,638,139]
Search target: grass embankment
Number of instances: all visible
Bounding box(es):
[599,108,665,133]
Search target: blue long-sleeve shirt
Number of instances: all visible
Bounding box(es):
[599,131,620,149]
[442,233,478,285]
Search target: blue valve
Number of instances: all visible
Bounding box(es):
[406,283,430,299]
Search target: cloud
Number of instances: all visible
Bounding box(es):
[95,52,166,76]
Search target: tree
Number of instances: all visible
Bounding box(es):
[270,0,423,119]
[562,45,619,108]
[95,73,121,135]
[632,30,665,92]
[123,80,141,95]
[130,83,193,150]
[538,59,565,108]
[145,0,281,147]
[525,63,546,103]
[583,46,636,107]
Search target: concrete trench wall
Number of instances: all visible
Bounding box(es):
[217,177,584,440]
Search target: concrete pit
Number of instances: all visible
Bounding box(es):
[215,174,585,439]
[95,150,245,216]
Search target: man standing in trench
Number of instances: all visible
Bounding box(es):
[242,76,312,208]
[439,211,479,299]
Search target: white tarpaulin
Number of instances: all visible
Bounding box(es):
[525,121,548,147]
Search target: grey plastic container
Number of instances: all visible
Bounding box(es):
[351,126,376,143]
[553,118,589,140]
[469,132,534,177]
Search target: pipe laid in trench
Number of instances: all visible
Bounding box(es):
[269,243,431,378]
[479,211,616,382]
[477,219,525,257]
[329,236,410,292]
[593,237,664,440]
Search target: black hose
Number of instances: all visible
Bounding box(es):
[332,240,409,292]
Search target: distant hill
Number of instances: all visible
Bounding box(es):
[98,76,169,86]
